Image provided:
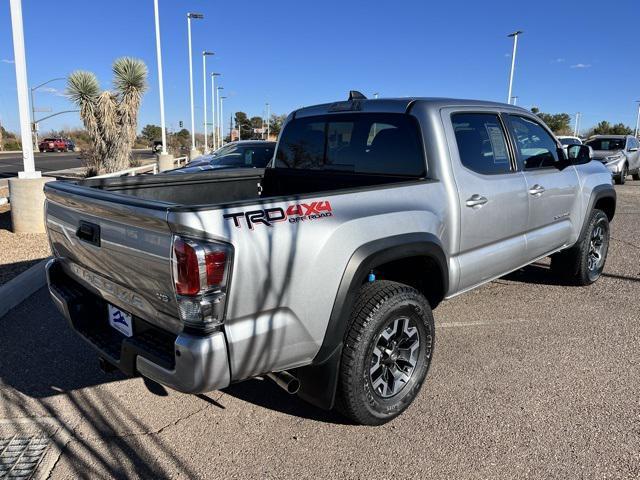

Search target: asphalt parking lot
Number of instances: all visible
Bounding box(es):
[1,181,638,479]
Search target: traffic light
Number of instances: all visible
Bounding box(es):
[179,121,183,128]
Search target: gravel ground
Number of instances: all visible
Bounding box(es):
[0,205,51,286]
[0,180,638,479]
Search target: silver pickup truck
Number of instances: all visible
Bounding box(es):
[44,94,616,425]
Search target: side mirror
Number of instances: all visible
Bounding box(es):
[567,144,591,165]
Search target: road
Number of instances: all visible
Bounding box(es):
[0,182,639,479]
[0,150,156,178]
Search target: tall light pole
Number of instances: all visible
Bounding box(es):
[220,96,227,145]
[9,0,36,178]
[217,86,224,146]
[153,0,172,169]
[30,77,64,151]
[202,51,214,153]
[373,92,379,99]
[634,101,640,138]
[507,31,523,105]
[574,112,581,137]
[210,73,220,150]
[265,102,270,140]
[187,12,203,159]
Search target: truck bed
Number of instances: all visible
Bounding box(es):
[79,167,414,207]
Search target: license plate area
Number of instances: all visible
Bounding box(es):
[108,304,133,337]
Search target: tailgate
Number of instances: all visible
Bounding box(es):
[44,181,183,334]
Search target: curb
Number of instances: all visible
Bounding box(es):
[0,257,50,318]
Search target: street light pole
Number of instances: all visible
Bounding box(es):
[153,0,170,162]
[507,31,522,105]
[187,12,203,159]
[265,102,270,140]
[634,101,640,138]
[574,112,581,137]
[220,96,227,145]
[202,51,214,153]
[217,87,224,146]
[9,0,36,178]
[29,77,72,152]
[210,73,220,150]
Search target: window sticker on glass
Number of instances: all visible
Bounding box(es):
[485,124,508,163]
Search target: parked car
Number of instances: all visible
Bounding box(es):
[65,139,76,152]
[585,135,640,184]
[557,136,592,160]
[172,141,276,173]
[557,135,582,146]
[43,94,615,425]
[39,138,70,152]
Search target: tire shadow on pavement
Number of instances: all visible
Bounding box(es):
[223,377,353,425]
[502,263,580,287]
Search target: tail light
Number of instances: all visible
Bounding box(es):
[171,236,232,333]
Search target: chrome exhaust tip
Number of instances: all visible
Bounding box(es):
[266,371,300,394]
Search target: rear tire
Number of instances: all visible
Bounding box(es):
[550,209,610,285]
[336,280,435,425]
[632,171,640,181]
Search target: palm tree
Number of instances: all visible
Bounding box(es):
[67,57,147,174]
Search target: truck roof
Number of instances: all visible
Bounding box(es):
[293,97,529,118]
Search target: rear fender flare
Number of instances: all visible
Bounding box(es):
[293,233,447,410]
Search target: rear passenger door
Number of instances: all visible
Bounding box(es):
[505,115,580,259]
[446,110,529,291]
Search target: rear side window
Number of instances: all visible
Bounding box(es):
[451,113,511,174]
[275,113,425,176]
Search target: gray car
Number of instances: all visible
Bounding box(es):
[585,134,640,184]
[43,95,615,425]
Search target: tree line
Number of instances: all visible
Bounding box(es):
[139,112,287,151]
[530,107,633,137]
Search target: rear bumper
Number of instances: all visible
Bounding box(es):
[45,258,230,394]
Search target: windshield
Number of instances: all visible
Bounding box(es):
[585,138,626,151]
[210,145,274,168]
[209,144,238,158]
[559,137,581,146]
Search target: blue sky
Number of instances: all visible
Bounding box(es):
[0,0,638,134]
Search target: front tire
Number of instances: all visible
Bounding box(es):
[615,164,627,185]
[551,209,610,285]
[336,280,435,425]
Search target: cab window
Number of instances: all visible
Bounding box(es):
[507,116,559,169]
[451,113,512,175]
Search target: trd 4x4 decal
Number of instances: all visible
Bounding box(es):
[224,200,333,229]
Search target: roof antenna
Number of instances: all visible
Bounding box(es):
[348,90,367,101]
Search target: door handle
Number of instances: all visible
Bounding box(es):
[529,184,545,196]
[466,194,488,208]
